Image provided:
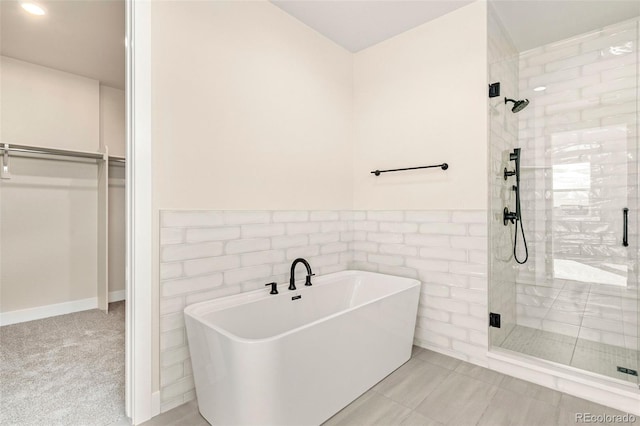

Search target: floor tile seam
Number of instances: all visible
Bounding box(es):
[496,380,563,408]
[417,358,462,372]
[460,383,501,426]
[569,287,593,365]
[388,367,454,411]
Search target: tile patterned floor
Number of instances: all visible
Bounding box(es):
[501,325,639,383]
[143,346,633,426]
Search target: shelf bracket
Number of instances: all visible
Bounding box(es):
[1,144,11,179]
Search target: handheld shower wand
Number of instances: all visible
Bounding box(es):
[503,148,529,264]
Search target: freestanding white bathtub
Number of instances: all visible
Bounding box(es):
[184,270,420,426]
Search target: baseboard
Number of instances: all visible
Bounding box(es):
[109,289,126,303]
[0,290,127,326]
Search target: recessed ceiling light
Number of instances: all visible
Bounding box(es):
[21,2,46,16]
[533,86,546,92]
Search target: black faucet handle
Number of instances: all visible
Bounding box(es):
[305,273,314,286]
[265,282,278,295]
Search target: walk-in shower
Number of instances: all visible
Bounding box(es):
[488,0,639,390]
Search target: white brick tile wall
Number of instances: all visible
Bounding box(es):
[161,242,224,262]
[160,329,184,351]
[366,211,403,222]
[404,234,450,247]
[225,238,270,254]
[222,211,270,225]
[160,263,183,280]
[159,209,489,411]
[271,234,308,249]
[224,265,273,285]
[419,223,467,235]
[162,273,224,297]
[379,222,419,233]
[309,232,340,245]
[405,211,451,222]
[240,250,285,267]
[309,211,340,221]
[512,16,639,351]
[185,227,240,242]
[184,255,240,276]
[160,228,184,245]
[240,224,285,238]
[160,312,185,332]
[160,297,185,315]
[379,244,418,257]
[273,211,310,223]
[286,245,320,259]
[286,222,321,235]
[367,232,403,244]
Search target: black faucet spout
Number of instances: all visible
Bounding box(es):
[289,258,314,291]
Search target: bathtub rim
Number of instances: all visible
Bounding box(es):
[184,270,420,344]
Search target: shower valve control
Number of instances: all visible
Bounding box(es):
[504,168,516,180]
[503,208,517,226]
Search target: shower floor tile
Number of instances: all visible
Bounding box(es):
[501,325,639,383]
[500,326,576,365]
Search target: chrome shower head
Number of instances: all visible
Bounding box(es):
[505,97,529,113]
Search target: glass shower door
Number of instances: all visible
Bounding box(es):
[488,8,639,385]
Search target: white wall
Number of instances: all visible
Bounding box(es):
[100,85,126,294]
[0,58,125,314]
[109,164,126,294]
[1,56,99,151]
[353,1,488,210]
[151,0,354,211]
[0,158,99,312]
[100,85,126,157]
[150,0,355,394]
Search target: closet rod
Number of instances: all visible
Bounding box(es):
[109,156,126,164]
[1,143,104,160]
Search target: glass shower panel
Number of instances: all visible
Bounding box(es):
[489,8,639,385]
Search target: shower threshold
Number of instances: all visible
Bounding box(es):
[488,334,640,416]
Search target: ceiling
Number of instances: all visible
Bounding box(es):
[273,0,639,53]
[271,0,475,52]
[1,0,125,89]
[1,0,637,89]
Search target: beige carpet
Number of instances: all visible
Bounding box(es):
[1,302,126,426]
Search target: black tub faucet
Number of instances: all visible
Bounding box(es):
[289,258,314,290]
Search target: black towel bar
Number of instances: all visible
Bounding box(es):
[370,163,448,176]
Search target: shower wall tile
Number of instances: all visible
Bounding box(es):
[515,17,639,350]
[159,209,489,412]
